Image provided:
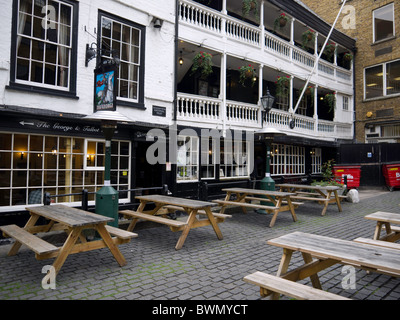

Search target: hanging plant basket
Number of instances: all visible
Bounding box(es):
[344,52,353,62]
[242,0,259,21]
[239,64,256,87]
[274,13,289,31]
[325,92,336,113]
[324,42,336,61]
[302,29,315,49]
[275,75,291,97]
[191,51,213,79]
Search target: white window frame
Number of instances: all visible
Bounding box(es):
[14,0,74,91]
[270,144,305,176]
[342,96,349,111]
[100,15,142,103]
[177,135,199,183]
[364,59,400,100]
[0,132,131,212]
[311,148,322,174]
[84,139,105,171]
[373,3,395,43]
[220,140,251,180]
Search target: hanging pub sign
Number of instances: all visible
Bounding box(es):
[94,65,117,112]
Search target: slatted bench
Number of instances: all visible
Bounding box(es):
[353,237,400,250]
[245,196,304,207]
[162,205,232,221]
[120,210,188,232]
[0,224,59,257]
[104,225,138,240]
[364,211,400,242]
[244,271,351,300]
[212,200,279,211]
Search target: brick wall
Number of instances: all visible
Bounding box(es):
[302,0,400,143]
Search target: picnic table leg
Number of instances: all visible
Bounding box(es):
[52,226,84,275]
[203,207,223,240]
[302,252,322,289]
[175,209,199,250]
[269,197,282,228]
[333,190,342,212]
[8,214,40,256]
[373,222,383,240]
[321,193,330,216]
[286,196,297,222]
[96,223,127,267]
[270,248,293,299]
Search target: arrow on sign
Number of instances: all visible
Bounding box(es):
[19,121,35,126]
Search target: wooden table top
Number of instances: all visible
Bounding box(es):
[276,183,341,191]
[268,231,400,275]
[365,211,400,224]
[222,188,295,197]
[135,195,218,209]
[26,205,113,227]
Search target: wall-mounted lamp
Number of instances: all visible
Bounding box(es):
[20,152,24,160]
[152,17,163,29]
[51,146,58,155]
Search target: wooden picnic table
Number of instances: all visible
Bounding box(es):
[212,187,299,227]
[119,195,230,250]
[364,211,400,242]
[266,231,400,299]
[0,205,137,275]
[276,183,343,216]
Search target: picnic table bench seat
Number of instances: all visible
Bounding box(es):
[212,199,279,211]
[120,210,188,229]
[0,224,59,256]
[353,237,400,250]
[104,225,138,240]
[245,196,304,206]
[162,205,232,220]
[243,271,350,300]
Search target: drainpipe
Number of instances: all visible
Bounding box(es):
[173,0,179,122]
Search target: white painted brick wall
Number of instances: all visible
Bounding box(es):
[0,0,176,125]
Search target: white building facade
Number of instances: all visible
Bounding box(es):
[0,0,355,212]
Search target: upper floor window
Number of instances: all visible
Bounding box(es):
[373,3,395,43]
[98,11,145,108]
[10,0,78,95]
[365,59,400,99]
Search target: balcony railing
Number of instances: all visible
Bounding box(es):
[177,93,353,140]
[179,0,352,84]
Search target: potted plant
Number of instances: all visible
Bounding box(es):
[274,13,289,31]
[275,75,291,97]
[242,0,259,21]
[191,51,213,78]
[301,29,315,49]
[239,64,256,87]
[324,42,336,61]
[344,52,353,62]
[324,92,336,112]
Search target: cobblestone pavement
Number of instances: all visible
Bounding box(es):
[0,189,399,301]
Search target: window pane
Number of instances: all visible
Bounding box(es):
[387,60,400,96]
[374,4,394,42]
[365,65,383,99]
[0,152,11,169]
[0,190,10,206]
[0,133,12,150]
[30,135,43,151]
[17,58,29,81]
[13,171,27,187]
[29,170,42,186]
[0,171,11,187]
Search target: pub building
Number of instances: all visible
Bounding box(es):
[0,0,355,215]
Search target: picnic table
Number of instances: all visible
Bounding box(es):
[261,231,400,299]
[363,211,400,242]
[0,205,137,275]
[119,195,230,250]
[276,183,343,216]
[212,188,299,227]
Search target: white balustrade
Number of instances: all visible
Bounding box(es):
[177,94,221,123]
[226,101,261,127]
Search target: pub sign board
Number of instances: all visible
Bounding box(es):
[94,65,117,112]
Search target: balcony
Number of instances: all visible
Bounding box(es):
[176,0,354,141]
[177,93,353,140]
[178,0,353,85]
